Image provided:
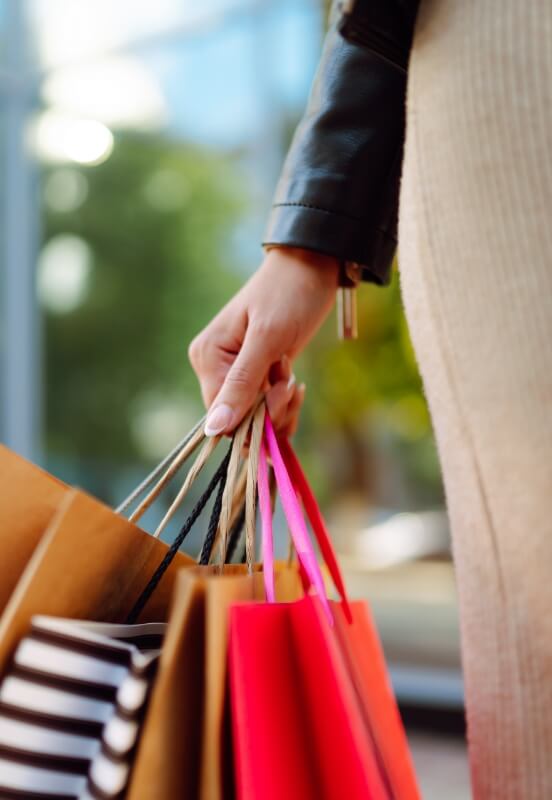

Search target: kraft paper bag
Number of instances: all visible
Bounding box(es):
[0,488,194,679]
[127,564,302,800]
[0,445,69,614]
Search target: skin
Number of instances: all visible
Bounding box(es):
[189,246,339,436]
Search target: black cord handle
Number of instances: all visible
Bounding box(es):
[225,502,247,564]
[198,454,232,566]
[126,443,232,624]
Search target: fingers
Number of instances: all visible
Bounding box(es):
[204,322,280,436]
[188,306,248,409]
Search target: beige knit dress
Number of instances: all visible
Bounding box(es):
[399,1,552,797]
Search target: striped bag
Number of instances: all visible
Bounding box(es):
[0,616,165,799]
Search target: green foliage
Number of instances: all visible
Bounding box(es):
[43,132,242,462]
[294,270,442,506]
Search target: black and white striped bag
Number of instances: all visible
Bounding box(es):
[0,616,165,799]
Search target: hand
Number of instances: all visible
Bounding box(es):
[188,246,339,436]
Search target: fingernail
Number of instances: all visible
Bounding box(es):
[204,404,233,436]
[299,382,306,395]
[286,373,296,391]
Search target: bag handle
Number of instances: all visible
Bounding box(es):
[126,424,206,525]
[213,399,263,568]
[279,438,352,622]
[244,402,265,570]
[126,441,233,623]
[115,416,206,516]
[151,434,219,539]
[263,414,333,625]
[257,435,275,601]
[198,461,247,565]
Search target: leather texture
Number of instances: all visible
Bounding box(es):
[263,0,419,285]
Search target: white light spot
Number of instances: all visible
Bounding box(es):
[44,168,89,213]
[31,111,114,166]
[131,393,199,460]
[42,56,166,130]
[37,234,93,314]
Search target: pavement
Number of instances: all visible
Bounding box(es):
[408,730,471,799]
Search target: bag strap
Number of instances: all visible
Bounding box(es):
[127,424,206,524]
[199,462,247,566]
[244,402,265,571]
[257,436,275,601]
[115,416,206,515]
[213,400,261,567]
[263,414,333,624]
[279,438,352,622]
[225,501,247,563]
[126,441,232,623]
[152,435,219,539]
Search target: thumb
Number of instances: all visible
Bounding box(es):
[204,326,275,436]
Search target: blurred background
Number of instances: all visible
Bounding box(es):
[0,0,468,793]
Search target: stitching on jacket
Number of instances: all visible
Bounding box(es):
[272,202,363,222]
[271,205,396,242]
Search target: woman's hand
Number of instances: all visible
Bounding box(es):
[188,246,338,436]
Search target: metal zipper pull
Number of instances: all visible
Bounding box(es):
[337,261,361,340]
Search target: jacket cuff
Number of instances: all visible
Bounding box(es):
[263,202,395,286]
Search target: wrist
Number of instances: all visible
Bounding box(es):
[264,245,339,281]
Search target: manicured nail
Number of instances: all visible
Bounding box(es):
[286,372,296,391]
[204,404,233,436]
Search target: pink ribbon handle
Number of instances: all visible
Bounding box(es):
[279,438,353,623]
[257,437,275,603]
[263,414,333,625]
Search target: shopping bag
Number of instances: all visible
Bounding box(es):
[0,419,240,798]
[228,415,420,800]
[0,616,163,798]
[0,420,233,679]
[127,564,302,800]
[0,445,69,614]
[0,420,206,618]
[128,402,302,800]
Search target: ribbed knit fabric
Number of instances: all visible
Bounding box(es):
[399,1,552,797]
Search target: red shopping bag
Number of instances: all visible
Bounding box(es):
[230,596,391,800]
[228,418,420,800]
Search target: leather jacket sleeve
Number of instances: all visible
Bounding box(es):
[263,0,419,285]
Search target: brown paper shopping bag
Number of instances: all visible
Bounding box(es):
[0,420,206,616]
[0,488,196,678]
[0,445,69,613]
[127,564,302,800]
[0,421,233,675]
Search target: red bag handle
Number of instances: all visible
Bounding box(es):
[279,438,353,623]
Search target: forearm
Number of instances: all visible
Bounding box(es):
[263,0,419,285]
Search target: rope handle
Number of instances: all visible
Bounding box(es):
[127,424,206,525]
[244,402,266,571]
[200,461,247,566]
[126,442,232,623]
[116,416,205,518]
[151,434,219,539]
[213,399,263,567]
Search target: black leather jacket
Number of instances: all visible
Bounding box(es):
[263,0,419,285]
